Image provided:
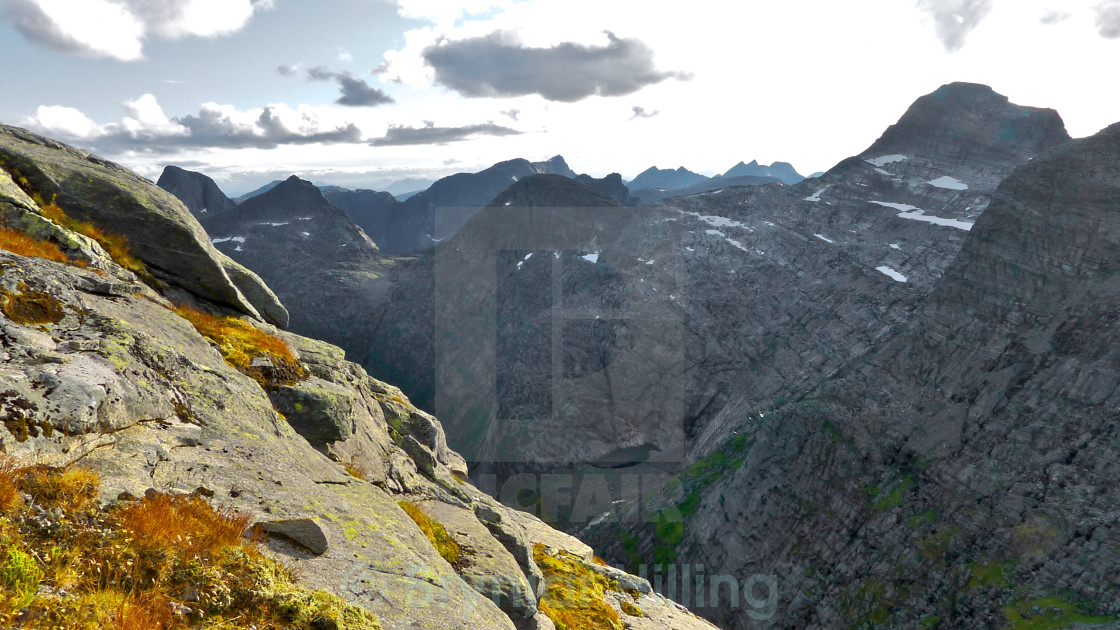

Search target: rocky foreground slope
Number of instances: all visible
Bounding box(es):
[0,123,718,630]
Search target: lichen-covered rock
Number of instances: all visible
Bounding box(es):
[218,252,290,328]
[0,124,263,318]
[416,499,539,623]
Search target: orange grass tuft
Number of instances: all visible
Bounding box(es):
[0,228,67,264]
[39,201,144,274]
[0,459,383,629]
[117,493,252,563]
[0,457,23,513]
[112,594,175,630]
[20,465,99,514]
[172,303,304,386]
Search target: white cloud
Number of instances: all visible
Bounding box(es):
[116,93,189,139]
[25,105,103,139]
[24,94,369,151]
[393,0,514,25]
[1,0,272,61]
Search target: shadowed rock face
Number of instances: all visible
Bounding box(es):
[200,176,390,363]
[489,174,622,208]
[357,84,1071,474]
[156,165,237,220]
[586,123,1120,629]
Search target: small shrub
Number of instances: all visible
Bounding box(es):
[397,501,462,568]
[343,461,368,481]
[0,228,68,264]
[533,543,623,630]
[171,303,305,387]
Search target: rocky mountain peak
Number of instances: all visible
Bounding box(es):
[210,174,344,229]
[487,173,622,208]
[155,165,237,220]
[861,81,1071,166]
[532,154,577,178]
[628,165,708,192]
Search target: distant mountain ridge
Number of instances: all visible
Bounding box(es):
[719,159,803,184]
[627,166,707,191]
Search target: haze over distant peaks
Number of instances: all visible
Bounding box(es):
[719,160,804,184]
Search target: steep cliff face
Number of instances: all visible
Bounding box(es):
[358,83,1071,471]
[0,131,717,630]
[587,123,1120,629]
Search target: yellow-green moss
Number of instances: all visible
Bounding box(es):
[620,600,643,617]
[171,303,305,387]
[0,457,382,629]
[0,547,42,609]
[533,543,623,630]
[398,501,463,568]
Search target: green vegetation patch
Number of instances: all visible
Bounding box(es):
[0,456,381,629]
[397,500,463,568]
[534,543,623,630]
[1003,593,1116,630]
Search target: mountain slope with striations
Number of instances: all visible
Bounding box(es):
[200,175,391,364]
[0,125,718,630]
[585,119,1120,629]
[356,83,1070,473]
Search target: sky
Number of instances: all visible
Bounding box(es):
[1,0,1118,196]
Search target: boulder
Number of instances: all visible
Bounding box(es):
[0,124,260,318]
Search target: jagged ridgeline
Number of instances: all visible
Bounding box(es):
[0,124,720,629]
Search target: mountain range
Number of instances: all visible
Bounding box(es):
[21,79,1117,629]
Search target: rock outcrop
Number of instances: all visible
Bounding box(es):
[0,124,285,328]
[1,133,716,630]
